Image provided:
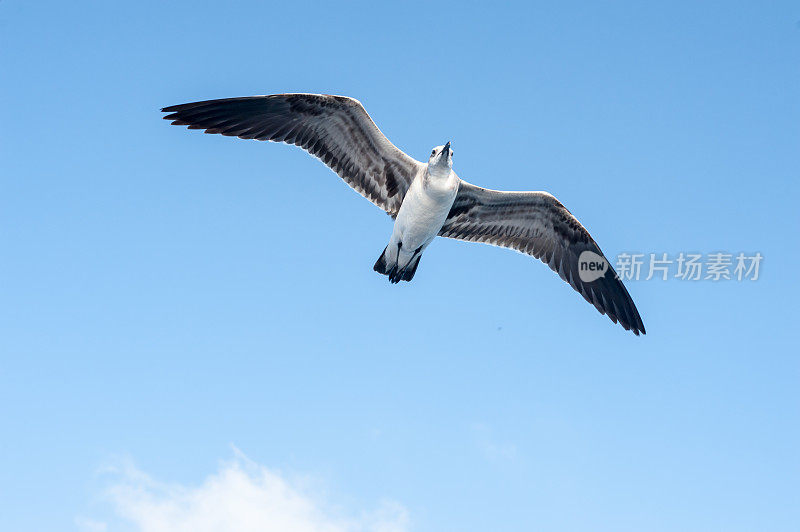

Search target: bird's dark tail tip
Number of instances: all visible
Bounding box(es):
[373,246,390,275]
[373,247,421,283]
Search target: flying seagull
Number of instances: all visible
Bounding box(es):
[162,94,646,335]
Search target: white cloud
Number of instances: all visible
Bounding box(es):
[95,450,408,532]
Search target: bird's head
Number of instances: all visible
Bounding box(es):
[428,141,453,171]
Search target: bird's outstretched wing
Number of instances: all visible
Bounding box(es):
[440,181,645,335]
[162,94,423,216]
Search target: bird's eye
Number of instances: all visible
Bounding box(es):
[431,150,436,156]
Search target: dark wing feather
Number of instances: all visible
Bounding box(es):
[440,181,646,335]
[162,94,422,216]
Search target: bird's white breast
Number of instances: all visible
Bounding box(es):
[392,170,459,250]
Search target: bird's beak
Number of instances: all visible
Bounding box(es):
[443,141,451,156]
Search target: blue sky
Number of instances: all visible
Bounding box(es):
[2,1,799,530]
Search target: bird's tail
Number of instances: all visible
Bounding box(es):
[373,246,421,283]
[373,246,391,274]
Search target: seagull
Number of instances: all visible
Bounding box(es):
[162,94,645,335]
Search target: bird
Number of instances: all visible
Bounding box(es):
[162,93,645,335]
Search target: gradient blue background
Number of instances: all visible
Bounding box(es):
[2,1,798,530]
